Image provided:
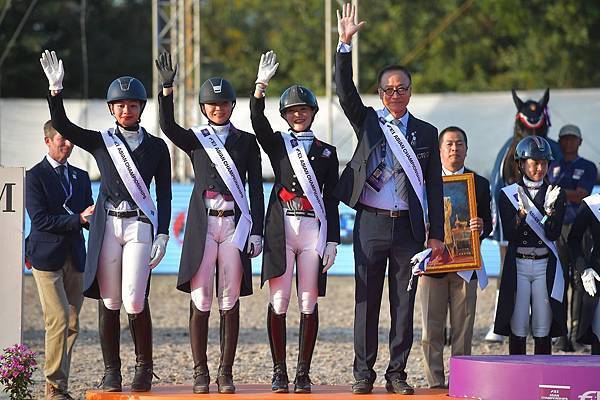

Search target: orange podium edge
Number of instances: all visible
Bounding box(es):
[86,384,450,399]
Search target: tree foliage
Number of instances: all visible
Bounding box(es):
[1,0,599,98]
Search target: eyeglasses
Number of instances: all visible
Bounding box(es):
[379,86,411,97]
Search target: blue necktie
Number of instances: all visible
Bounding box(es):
[56,165,69,194]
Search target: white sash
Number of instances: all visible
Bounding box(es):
[375,110,425,218]
[282,132,328,256]
[191,125,252,250]
[502,183,564,301]
[457,257,488,290]
[101,128,158,235]
[583,194,600,223]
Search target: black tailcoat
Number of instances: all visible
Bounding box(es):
[158,92,264,295]
[250,96,340,296]
[494,181,567,337]
[48,93,172,298]
[568,201,600,344]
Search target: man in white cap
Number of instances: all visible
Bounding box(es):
[549,124,597,351]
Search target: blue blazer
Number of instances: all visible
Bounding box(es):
[25,157,93,272]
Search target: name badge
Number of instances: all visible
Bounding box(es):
[366,161,392,192]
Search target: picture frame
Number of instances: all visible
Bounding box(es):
[425,172,482,274]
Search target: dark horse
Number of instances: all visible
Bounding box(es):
[490,88,562,243]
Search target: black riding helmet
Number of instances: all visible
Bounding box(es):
[514,136,554,161]
[198,77,236,125]
[279,85,319,117]
[106,76,147,114]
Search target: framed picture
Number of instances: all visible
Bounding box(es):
[425,172,482,274]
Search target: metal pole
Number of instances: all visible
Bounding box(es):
[325,0,332,144]
[152,0,159,137]
[351,0,359,88]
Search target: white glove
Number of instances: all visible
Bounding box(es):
[149,234,169,269]
[40,50,64,91]
[543,185,561,215]
[255,50,279,86]
[322,242,338,272]
[246,235,262,258]
[516,186,532,214]
[407,248,432,291]
[582,268,600,297]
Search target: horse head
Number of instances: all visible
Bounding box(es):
[512,88,550,139]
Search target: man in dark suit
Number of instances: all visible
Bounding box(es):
[418,126,492,389]
[335,4,444,395]
[26,121,94,400]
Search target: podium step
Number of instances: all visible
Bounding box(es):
[449,355,600,400]
[86,384,449,399]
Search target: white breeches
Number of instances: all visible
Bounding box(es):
[510,258,553,337]
[593,301,600,341]
[269,214,320,315]
[97,215,153,314]
[190,215,242,312]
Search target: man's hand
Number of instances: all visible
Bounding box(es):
[544,185,561,215]
[336,3,365,45]
[149,234,169,269]
[40,50,64,92]
[427,238,444,261]
[255,50,279,87]
[155,51,178,89]
[79,205,95,224]
[582,268,600,297]
[246,235,263,258]
[469,217,483,234]
[322,242,338,273]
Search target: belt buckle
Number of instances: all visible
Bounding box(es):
[217,210,225,217]
[389,210,398,218]
[522,253,535,260]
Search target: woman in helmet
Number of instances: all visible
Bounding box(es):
[250,51,340,393]
[493,135,566,354]
[40,50,172,392]
[154,52,264,394]
[567,196,600,355]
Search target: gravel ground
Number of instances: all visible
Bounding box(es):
[21,275,587,399]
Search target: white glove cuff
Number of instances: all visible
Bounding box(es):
[49,83,63,91]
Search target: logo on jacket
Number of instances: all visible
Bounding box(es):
[409,131,417,147]
[322,148,332,158]
[290,138,298,148]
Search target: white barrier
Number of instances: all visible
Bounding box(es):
[0,167,25,350]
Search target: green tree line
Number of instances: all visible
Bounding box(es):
[1,0,599,98]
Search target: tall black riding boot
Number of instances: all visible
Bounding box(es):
[534,336,552,355]
[592,335,600,355]
[294,304,318,393]
[128,299,154,392]
[98,301,122,392]
[267,304,288,393]
[216,301,239,394]
[509,334,527,355]
[189,301,210,393]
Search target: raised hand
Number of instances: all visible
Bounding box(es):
[155,52,178,88]
[40,50,64,91]
[255,50,279,87]
[336,3,365,44]
[544,185,561,215]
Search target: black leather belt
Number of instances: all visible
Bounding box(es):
[285,209,315,218]
[207,208,235,217]
[516,253,549,260]
[108,209,144,218]
[358,204,408,218]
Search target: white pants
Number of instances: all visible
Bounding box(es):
[190,215,242,312]
[510,258,553,337]
[97,215,153,314]
[269,214,320,315]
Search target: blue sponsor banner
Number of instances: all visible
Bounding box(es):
[29,182,596,277]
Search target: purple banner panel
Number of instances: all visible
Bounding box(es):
[449,355,600,400]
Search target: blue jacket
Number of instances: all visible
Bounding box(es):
[25,157,93,272]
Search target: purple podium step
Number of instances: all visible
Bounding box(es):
[449,355,600,400]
